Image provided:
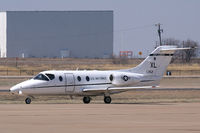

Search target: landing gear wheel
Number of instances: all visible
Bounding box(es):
[83,96,91,104]
[25,97,31,104]
[104,96,112,104]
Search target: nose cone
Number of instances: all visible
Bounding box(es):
[10,79,46,95]
[10,79,32,93]
[10,79,38,94]
[10,84,21,93]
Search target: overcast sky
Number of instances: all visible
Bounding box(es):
[0,0,199,56]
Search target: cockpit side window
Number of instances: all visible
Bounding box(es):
[45,74,55,80]
[34,74,49,81]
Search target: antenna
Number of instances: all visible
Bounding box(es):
[155,23,163,46]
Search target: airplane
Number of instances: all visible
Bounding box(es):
[9,45,189,104]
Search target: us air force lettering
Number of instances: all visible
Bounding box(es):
[10,46,190,104]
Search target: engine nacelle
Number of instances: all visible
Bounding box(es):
[109,72,142,86]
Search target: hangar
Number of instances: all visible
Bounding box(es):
[0,11,113,58]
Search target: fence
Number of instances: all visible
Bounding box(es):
[0,69,44,76]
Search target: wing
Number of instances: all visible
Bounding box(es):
[108,86,155,91]
[83,86,155,93]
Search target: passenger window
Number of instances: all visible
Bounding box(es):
[34,74,49,81]
[109,74,113,81]
[59,76,63,82]
[77,76,81,81]
[86,76,90,81]
[45,74,55,80]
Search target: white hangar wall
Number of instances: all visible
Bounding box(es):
[0,12,7,58]
[0,11,113,58]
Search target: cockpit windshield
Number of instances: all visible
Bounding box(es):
[34,74,49,81]
[45,73,55,80]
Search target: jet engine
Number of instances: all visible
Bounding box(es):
[109,72,141,86]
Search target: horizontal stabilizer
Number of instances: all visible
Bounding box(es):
[160,47,192,52]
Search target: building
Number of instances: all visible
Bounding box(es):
[0,11,113,58]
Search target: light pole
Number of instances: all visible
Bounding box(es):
[155,23,163,46]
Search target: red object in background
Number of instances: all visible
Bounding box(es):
[119,51,133,58]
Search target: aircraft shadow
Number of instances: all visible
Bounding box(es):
[111,102,175,105]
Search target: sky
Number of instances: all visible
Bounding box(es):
[0,0,199,57]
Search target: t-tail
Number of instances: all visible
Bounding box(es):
[126,46,190,85]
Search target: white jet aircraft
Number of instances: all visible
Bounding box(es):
[10,45,188,104]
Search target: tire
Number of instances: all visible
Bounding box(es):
[104,96,112,104]
[83,96,91,104]
[25,98,31,104]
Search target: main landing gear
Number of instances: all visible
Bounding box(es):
[25,97,32,104]
[104,96,112,104]
[83,96,91,104]
[82,96,112,104]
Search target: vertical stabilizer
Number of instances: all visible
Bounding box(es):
[129,46,177,77]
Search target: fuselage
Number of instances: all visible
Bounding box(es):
[10,70,159,96]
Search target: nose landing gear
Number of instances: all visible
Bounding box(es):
[25,97,32,104]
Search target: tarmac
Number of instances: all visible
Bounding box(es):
[0,103,200,133]
[0,76,200,133]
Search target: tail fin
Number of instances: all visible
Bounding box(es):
[129,46,180,77]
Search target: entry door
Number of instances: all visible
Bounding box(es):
[65,73,75,93]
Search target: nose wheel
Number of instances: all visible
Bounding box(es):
[25,97,32,104]
[104,96,112,104]
[83,96,91,104]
